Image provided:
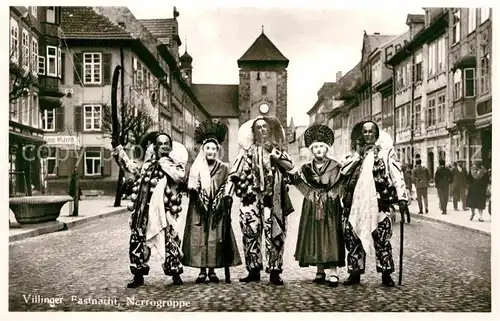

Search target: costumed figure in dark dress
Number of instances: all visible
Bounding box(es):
[340,121,408,287]
[467,161,489,222]
[112,132,188,288]
[292,124,345,287]
[225,116,294,285]
[182,120,242,284]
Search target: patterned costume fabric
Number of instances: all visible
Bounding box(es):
[114,145,184,276]
[227,117,294,274]
[340,122,406,275]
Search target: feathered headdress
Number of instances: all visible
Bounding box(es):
[304,124,334,147]
[194,120,227,146]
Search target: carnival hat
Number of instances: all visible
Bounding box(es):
[238,116,286,150]
[194,120,227,145]
[304,124,334,147]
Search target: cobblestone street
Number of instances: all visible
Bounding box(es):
[9,187,491,312]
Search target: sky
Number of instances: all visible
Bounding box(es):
[129,4,424,126]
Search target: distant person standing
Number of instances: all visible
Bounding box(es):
[434,159,453,214]
[412,159,431,214]
[402,164,413,202]
[451,162,468,211]
[467,161,489,222]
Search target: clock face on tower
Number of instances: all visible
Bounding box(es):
[259,103,269,114]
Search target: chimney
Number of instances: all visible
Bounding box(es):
[374,32,380,35]
[336,71,343,82]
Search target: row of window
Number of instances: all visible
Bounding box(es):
[395,92,447,131]
[10,17,62,78]
[39,105,103,132]
[10,93,40,128]
[452,8,491,45]
[46,150,104,177]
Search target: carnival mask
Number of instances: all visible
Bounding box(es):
[155,134,172,158]
[203,141,218,161]
[253,119,271,144]
[362,122,377,145]
[310,143,328,161]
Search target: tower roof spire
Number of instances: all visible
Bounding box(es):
[261,25,264,34]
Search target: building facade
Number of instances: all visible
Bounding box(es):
[42,6,209,195]
[448,8,492,169]
[9,6,64,196]
[310,8,492,174]
[387,8,492,173]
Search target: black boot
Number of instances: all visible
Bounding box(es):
[269,271,283,286]
[382,272,395,287]
[239,270,260,283]
[343,273,361,286]
[225,267,231,284]
[172,274,183,285]
[127,275,144,288]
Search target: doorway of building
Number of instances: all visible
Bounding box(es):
[481,128,492,169]
[427,150,435,180]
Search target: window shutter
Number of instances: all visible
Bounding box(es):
[61,53,65,84]
[103,53,112,85]
[73,53,83,85]
[74,105,82,132]
[103,148,112,176]
[56,108,65,132]
[57,148,70,177]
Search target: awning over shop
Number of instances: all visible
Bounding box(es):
[9,131,46,145]
[452,55,476,71]
[39,96,63,110]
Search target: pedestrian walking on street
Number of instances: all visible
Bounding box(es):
[467,161,489,222]
[112,132,188,288]
[434,159,453,214]
[412,158,431,214]
[181,121,242,284]
[340,121,408,288]
[225,116,295,286]
[451,161,468,211]
[292,124,345,287]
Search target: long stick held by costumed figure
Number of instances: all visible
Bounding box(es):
[111,65,122,145]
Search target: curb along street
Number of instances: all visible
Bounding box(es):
[408,211,491,236]
[9,208,128,243]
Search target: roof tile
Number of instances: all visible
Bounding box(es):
[192,84,239,117]
[238,32,288,63]
[61,7,133,39]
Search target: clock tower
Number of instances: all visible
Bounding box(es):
[237,29,289,130]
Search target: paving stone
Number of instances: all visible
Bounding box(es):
[8,188,491,312]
